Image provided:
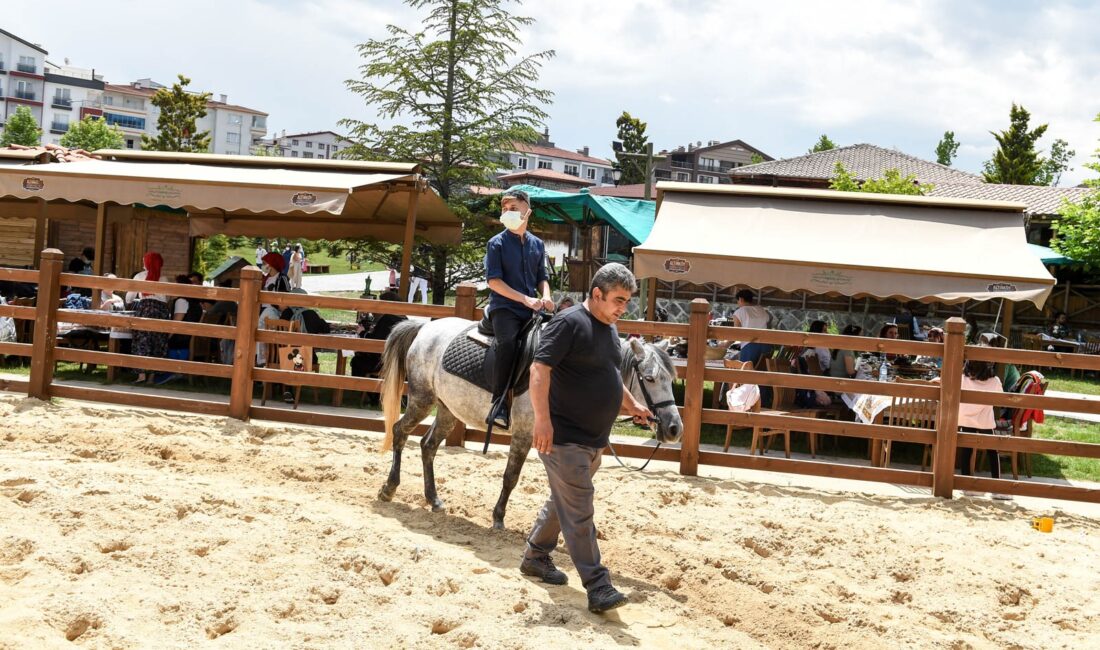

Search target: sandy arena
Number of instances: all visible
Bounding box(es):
[1,393,1098,649]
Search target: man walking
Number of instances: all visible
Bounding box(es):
[484,189,554,430]
[520,263,652,614]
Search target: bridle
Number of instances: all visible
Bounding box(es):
[608,353,676,472]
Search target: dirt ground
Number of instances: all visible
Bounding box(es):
[1,393,1097,649]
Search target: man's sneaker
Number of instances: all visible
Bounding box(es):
[587,585,627,613]
[519,555,567,585]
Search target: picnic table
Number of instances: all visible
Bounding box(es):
[842,356,939,467]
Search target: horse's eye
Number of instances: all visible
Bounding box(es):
[643,375,656,383]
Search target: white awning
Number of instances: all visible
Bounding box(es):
[633,183,1055,307]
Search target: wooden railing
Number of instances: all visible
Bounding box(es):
[3,251,1100,504]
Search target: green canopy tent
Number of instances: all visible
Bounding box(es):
[1029,243,1074,266]
[503,184,656,288]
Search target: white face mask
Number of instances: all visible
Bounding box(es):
[501,209,525,232]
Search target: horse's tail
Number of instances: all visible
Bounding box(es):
[380,319,427,452]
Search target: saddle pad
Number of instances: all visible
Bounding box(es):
[442,325,531,395]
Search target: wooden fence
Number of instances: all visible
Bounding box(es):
[3,248,1100,505]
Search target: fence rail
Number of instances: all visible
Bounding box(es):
[3,250,1100,505]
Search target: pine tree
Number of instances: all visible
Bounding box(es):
[934,131,959,166]
[60,116,124,151]
[340,0,554,304]
[982,103,1048,184]
[141,74,212,152]
[614,111,648,185]
[1,106,43,146]
[808,134,836,153]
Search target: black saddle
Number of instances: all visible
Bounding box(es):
[442,316,542,396]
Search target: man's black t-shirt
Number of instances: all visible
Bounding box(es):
[533,304,623,449]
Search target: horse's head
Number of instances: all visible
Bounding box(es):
[622,338,683,444]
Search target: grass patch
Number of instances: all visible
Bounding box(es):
[226,246,385,276]
[1044,369,1100,396]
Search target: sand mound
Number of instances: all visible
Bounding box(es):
[0,393,1097,648]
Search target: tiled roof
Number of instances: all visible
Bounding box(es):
[282,130,349,140]
[730,143,984,185]
[928,182,1094,216]
[499,168,596,185]
[207,100,267,116]
[1,143,99,163]
[511,142,612,166]
[103,84,266,115]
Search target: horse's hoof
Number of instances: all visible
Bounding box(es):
[378,486,395,502]
[430,500,446,513]
[491,520,504,531]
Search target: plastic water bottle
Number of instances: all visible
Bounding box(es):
[878,356,889,382]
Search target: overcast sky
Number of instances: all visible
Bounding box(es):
[10,0,1100,185]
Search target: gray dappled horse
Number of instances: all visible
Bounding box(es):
[377,316,684,529]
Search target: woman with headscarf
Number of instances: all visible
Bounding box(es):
[124,252,169,384]
[257,252,291,366]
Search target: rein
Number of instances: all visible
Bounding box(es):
[608,355,674,472]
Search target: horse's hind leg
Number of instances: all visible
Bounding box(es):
[378,392,433,502]
[420,402,457,512]
[492,432,533,530]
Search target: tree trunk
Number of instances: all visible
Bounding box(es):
[431,245,448,306]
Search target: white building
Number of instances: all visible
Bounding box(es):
[498,129,615,187]
[0,28,50,129]
[99,79,267,153]
[42,63,105,145]
[263,130,353,159]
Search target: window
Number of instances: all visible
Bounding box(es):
[15,80,35,100]
[17,56,35,74]
[0,54,5,71]
[586,168,597,180]
[53,88,72,107]
[104,112,146,130]
[51,113,69,132]
[675,172,690,182]
[697,174,716,184]
[517,157,528,170]
[303,152,314,159]
[125,139,135,149]
[537,160,552,170]
[317,154,325,159]
[291,150,299,157]
[251,115,266,129]
[305,141,313,148]
[564,164,579,176]
[291,139,299,146]
[227,132,240,144]
[228,113,242,126]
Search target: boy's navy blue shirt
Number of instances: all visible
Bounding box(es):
[484,228,547,317]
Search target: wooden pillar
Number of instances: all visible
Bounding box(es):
[680,298,709,476]
[93,203,108,276]
[932,317,966,498]
[228,266,262,421]
[447,281,479,447]
[398,188,420,300]
[646,277,657,321]
[32,199,47,269]
[28,249,64,399]
[999,299,1014,342]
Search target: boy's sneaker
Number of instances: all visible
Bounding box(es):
[519,555,567,585]
[587,585,627,613]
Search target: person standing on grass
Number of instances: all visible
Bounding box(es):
[520,262,651,614]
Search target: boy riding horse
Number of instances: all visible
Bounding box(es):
[484,189,555,431]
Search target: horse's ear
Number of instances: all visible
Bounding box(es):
[629,337,646,360]
[654,339,670,352]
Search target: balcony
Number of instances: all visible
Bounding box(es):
[670,160,694,169]
[13,90,36,101]
[50,121,69,134]
[52,97,72,109]
[16,63,36,74]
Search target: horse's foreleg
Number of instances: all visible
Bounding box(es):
[420,402,456,512]
[492,432,533,530]
[379,394,433,502]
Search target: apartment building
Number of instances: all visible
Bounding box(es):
[652,138,773,184]
[0,28,49,128]
[498,129,614,187]
[265,130,353,159]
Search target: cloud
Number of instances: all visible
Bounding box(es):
[7,0,1099,184]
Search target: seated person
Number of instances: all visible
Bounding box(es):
[730,289,772,367]
[799,320,831,374]
[558,296,576,311]
[98,274,125,311]
[897,302,927,341]
[954,359,1010,500]
[1048,311,1071,339]
[352,291,406,378]
[879,322,911,364]
[829,325,862,379]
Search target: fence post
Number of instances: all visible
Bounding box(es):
[679,298,709,476]
[932,316,966,498]
[228,266,262,421]
[446,282,479,446]
[28,249,64,400]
